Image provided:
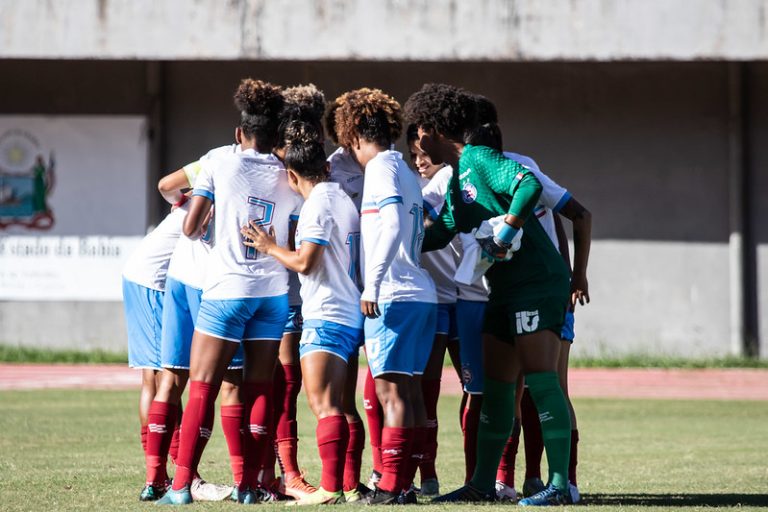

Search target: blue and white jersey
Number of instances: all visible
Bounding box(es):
[295,182,363,329]
[122,208,185,292]
[503,152,570,250]
[360,150,436,304]
[420,166,457,304]
[192,148,303,300]
[328,147,364,212]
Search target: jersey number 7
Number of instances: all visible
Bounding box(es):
[244,197,275,260]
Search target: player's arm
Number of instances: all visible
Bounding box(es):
[183,163,214,240]
[423,179,458,251]
[241,222,324,275]
[361,200,402,318]
[558,197,592,306]
[158,161,201,205]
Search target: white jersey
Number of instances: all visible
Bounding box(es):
[295,182,363,329]
[360,150,436,304]
[122,208,185,291]
[452,233,490,303]
[328,147,365,212]
[420,167,457,304]
[193,149,303,300]
[503,152,570,250]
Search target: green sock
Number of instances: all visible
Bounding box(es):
[469,377,516,493]
[526,371,572,492]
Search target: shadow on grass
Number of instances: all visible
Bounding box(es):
[585,493,768,507]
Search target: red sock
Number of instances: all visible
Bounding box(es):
[344,420,365,492]
[521,387,543,480]
[378,427,412,494]
[363,367,383,474]
[169,404,182,464]
[461,405,480,483]
[420,379,441,481]
[316,415,349,492]
[141,425,148,454]
[276,364,302,478]
[241,381,273,490]
[403,426,428,491]
[496,418,521,488]
[145,401,177,486]
[220,404,245,486]
[569,429,579,486]
[172,381,219,490]
[459,392,468,428]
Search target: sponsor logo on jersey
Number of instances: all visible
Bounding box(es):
[461,182,477,204]
[0,129,55,230]
[515,310,540,333]
[458,168,473,180]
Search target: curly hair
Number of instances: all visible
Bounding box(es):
[334,88,403,149]
[233,78,285,143]
[276,83,326,149]
[465,94,503,150]
[324,96,342,145]
[283,121,328,183]
[403,83,478,142]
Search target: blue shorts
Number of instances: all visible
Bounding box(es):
[436,303,458,338]
[456,299,486,394]
[284,305,303,334]
[123,278,163,370]
[299,319,363,363]
[561,311,575,342]
[364,301,437,377]
[195,295,289,342]
[161,278,244,369]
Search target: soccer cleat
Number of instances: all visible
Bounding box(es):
[431,484,496,503]
[494,480,518,501]
[139,484,167,502]
[362,487,400,505]
[419,478,439,497]
[286,487,345,506]
[284,473,318,501]
[522,477,546,497]
[190,477,234,501]
[344,483,371,503]
[366,470,382,491]
[569,482,581,504]
[155,486,193,505]
[518,484,572,506]
[237,486,282,504]
[397,489,418,504]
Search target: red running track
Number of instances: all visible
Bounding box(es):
[0,364,765,400]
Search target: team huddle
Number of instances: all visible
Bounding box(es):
[121,80,592,506]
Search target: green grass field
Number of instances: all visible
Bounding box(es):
[1,390,766,511]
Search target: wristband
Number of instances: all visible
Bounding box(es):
[496,222,519,244]
[173,195,189,208]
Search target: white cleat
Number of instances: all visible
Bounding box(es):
[569,482,581,504]
[494,480,518,501]
[190,477,235,502]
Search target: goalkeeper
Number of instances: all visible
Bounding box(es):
[404,83,572,506]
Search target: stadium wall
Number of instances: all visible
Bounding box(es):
[0,60,764,358]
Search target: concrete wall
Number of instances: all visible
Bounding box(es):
[3,0,768,61]
[0,59,764,357]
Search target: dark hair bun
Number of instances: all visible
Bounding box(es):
[284,121,322,147]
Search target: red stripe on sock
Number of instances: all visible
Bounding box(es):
[344,420,365,492]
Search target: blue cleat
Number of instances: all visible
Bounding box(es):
[155,485,193,505]
[518,484,571,506]
[139,484,167,502]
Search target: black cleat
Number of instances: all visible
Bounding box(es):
[431,484,497,503]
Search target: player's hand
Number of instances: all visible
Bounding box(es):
[478,236,511,262]
[571,273,590,307]
[361,300,381,319]
[241,222,276,254]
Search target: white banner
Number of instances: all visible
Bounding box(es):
[0,236,142,301]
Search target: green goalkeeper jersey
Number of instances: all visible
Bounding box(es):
[423,144,569,306]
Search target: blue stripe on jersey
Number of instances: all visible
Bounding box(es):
[193,189,214,201]
[553,191,572,213]
[301,237,329,246]
[290,214,300,221]
[378,196,403,208]
[423,200,439,221]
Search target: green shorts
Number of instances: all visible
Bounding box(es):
[482,295,568,342]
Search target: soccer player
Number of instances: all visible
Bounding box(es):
[241,121,363,505]
[466,95,592,503]
[405,124,463,497]
[405,83,573,505]
[157,78,303,505]
[122,200,183,501]
[335,88,437,505]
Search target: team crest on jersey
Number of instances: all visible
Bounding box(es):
[461,182,477,204]
[461,366,473,385]
[0,129,55,230]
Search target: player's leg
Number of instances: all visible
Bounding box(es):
[494,373,524,501]
[342,347,368,502]
[362,359,384,488]
[558,310,580,503]
[417,330,447,496]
